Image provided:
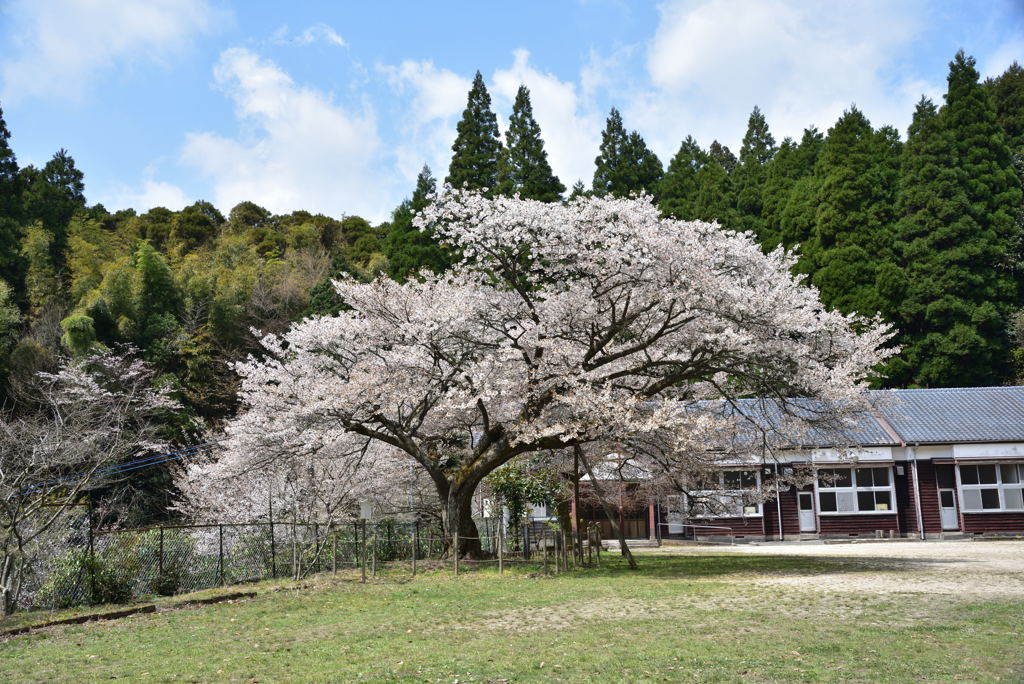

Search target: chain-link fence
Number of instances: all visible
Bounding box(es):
[8,517,604,614]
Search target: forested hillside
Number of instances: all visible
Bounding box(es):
[0,50,1021,457]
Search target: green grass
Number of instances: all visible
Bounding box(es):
[1,553,1022,682]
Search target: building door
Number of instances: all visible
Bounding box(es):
[939,488,960,531]
[798,492,816,533]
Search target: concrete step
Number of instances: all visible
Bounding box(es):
[603,539,660,550]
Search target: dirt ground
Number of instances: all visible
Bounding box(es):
[456,540,1024,633]
[652,539,1024,598]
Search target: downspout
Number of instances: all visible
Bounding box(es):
[775,463,784,541]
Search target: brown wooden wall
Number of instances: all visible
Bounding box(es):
[818,514,900,536]
[916,461,944,533]
[962,513,1024,534]
[757,484,803,539]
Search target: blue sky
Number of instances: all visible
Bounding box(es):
[1,0,1021,223]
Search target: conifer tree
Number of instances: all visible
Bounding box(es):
[658,136,706,219]
[566,180,588,202]
[592,108,663,197]
[496,86,564,201]
[732,106,777,242]
[0,106,23,292]
[885,52,1023,386]
[774,127,824,252]
[384,165,451,281]
[21,149,85,269]
[759,138,797,248]
[446,72,504,195]
[801,107,900,315]
[693,158,732,223]
[708,140,738,174]
[987,61,1024,155]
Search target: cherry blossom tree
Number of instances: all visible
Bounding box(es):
[227,191,892,557]
[0,348,175,613]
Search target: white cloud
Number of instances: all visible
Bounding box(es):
[380,60,471,184]
[181,48,390,221]
[632,0,928,156]
[491,50,603,188]
[0,0,223,102]
[107,178,192,212]
[271,23,346,48]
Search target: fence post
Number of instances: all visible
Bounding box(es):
[371,523,377,578]
[87,500,96,603]
[269,524,276,581]
[542,529,549,574]
[567,529,573,570]
[332,526,337,575]
[268,491,275,579]
[360,520,367,583]
[498,518,504,575]
[158,527,164,577]
[218,524,225,586]
[313,522,320,575]
[454,533,459,576]
[411,521,418,577]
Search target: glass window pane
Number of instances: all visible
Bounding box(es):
[978,465,998,485]
[834,469,852,487]
[1001,465,1020,484]
[962,489,982,510]
[817,469,833,488]
[857,491,875,511]
[960,465,978,485]
[742,471,757,488]
[836,491,856,512]
[724,471,742,489]
[980,488,1000,509]
[940,490,954,507]
[855,468,873,487]
[819,492,836,512]
[872,468,889,486]
[936,465,956,488]
[874,491,891,511]
[1005,488,1024,511]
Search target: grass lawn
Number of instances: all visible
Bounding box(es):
[1,551,1022,682]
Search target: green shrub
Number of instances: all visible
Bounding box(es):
[37,549,133,609]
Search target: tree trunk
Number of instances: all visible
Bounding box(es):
[576,447,637,570]
[1,554,17,616]
[442,486,483,559]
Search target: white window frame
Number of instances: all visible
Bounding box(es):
[687,469,763,518]
[957,463,1024,513]
[816,466,896,516]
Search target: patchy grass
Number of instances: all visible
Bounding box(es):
[1,552,1022,682]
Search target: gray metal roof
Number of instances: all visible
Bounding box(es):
[688,386,1024,449]
[691,397,896,448]
[870,386,1024,445]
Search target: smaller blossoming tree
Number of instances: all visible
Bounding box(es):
[0,348,176,614]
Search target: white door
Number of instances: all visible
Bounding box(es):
[939,488,959,530]
[798,492,816,532]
